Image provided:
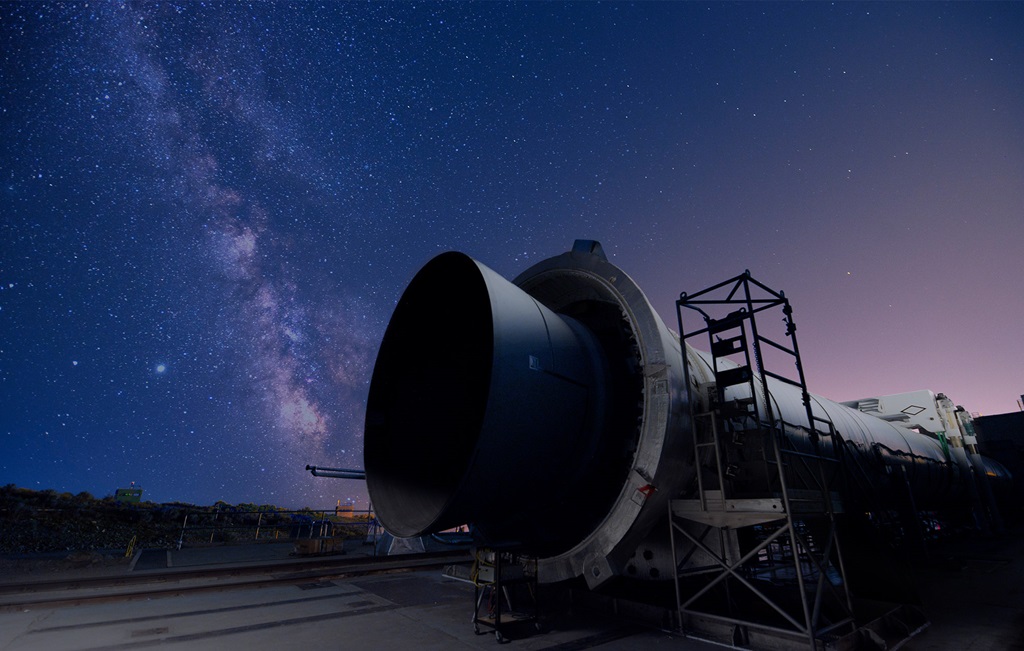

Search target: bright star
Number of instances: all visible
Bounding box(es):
[155,363,167,374]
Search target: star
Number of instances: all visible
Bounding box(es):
[1,1,1020,509]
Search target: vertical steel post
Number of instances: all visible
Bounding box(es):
[177,513,188,550]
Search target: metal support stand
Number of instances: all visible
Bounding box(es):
[471,547,539,643]
[673,271,854,650]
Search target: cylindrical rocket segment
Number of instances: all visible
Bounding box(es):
[364,241,1009,587]
[366,244,696,579]
[366,251,636,553]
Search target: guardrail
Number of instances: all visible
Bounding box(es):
[174,507,381,550]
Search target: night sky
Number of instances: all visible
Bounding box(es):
[3,3,1022,509]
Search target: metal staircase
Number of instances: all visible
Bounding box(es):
[671,271,854,650]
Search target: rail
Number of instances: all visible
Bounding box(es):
[0,549,472,612]
[174,507,380,550]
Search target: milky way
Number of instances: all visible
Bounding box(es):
[3,3,381,506]
[2,3,1022,507]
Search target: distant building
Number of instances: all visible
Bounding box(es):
[114,484,143,503]
[974,411,1024,517]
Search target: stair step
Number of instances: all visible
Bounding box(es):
[715,365,752,388]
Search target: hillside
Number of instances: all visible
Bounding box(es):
[0,485,362,556]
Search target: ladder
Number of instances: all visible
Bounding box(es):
[671,271,854,650]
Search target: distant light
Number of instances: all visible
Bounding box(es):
[156,363,167,374]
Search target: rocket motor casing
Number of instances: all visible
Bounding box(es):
[365,244,697,585]
[364,241,1006,587]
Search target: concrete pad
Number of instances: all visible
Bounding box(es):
[0,569,720,651]
[4,529,1023,651]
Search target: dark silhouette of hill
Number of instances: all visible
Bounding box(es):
[0,484,351,555]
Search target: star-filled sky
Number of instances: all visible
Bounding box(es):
[2,3,1022,508]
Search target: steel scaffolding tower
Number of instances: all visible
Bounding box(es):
[672,271,854,650]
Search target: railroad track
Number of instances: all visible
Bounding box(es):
[0,549,472,612]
